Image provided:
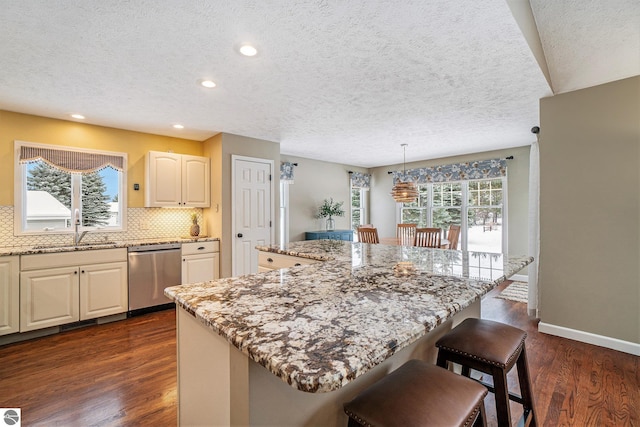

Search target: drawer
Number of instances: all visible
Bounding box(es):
[21,248,127,271]
[258,251,319,270]
[182,241,219,255]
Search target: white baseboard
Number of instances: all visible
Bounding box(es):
[538,322,640,356]
[508,274,528,282]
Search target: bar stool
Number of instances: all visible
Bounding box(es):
[435,318,536,427]
[343,359,488,427]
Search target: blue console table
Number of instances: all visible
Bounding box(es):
[305,230,354,241]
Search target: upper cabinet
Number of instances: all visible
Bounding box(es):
[145,151,210,207]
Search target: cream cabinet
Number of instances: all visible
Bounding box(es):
[257,251,319,272]
[0,256,20,336]
[182,241,220,284]
[20,249,128,332]
[145,151,210,207]
[79,262,128,320]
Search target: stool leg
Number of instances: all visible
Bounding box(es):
[472,401,487,427]
[491,366,512,427]
[461,365,471,377]
[516,346,537,427]
[436,351,448,369]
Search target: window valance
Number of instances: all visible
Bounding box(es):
[392,158,507,184]
[19,145,125,173]
[349,171,371,189]
[280,162,296,183]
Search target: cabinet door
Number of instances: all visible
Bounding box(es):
[20,267,79,332]
[182,253,219,284]
[145,151,182,207]
[182,155,210,207]
[0,256,19,336]
[80,262,128,320]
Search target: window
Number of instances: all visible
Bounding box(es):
[350,171,371,233]
[400,178,506,253]
[15,141,127,235]
[351,187,366,230]
[467,179,503,252]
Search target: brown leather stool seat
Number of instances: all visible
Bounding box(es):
[343,359,488,427]
[436,318,536,427]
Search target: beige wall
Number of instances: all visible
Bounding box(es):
[539,76,640,344]
[281,155,368,242]
[0,110,203,207]
[368,145,532,259]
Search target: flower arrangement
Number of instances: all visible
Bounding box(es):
[315,198,345,219]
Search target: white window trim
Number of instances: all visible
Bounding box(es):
[350,186,369,230]
[14,140,128,236]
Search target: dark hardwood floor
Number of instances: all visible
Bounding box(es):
[0,282,637,426]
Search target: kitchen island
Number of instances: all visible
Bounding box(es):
[165,240,532,426]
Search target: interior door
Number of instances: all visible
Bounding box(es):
[233,157,273,276]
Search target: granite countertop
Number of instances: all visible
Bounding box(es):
[0,236,219,256]
[165,240,533,393]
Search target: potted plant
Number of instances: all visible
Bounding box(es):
[315,198,345,231]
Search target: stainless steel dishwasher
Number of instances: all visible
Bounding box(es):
[127,243,181,315]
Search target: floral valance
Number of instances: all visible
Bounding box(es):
[280,161,296,183]
[19,145,125,173]
[350,171,371,189]
[392,158,507,184]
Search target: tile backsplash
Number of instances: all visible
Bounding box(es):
[0,205,204,247]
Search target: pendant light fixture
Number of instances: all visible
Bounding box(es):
[390,144,418,203]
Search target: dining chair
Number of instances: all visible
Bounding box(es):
[357,227,380,244]
[414,228,441,248]
[446,225,461,250]
[396,223,417,246]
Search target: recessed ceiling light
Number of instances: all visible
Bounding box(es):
[239,44,258,57]
[200,80,216,88]
[173,124,184,129]
[70,114,85,120]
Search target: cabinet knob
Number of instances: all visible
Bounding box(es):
[237,233,243,238]
[267,257,273,263]
[81,270,85,273]
[198,246,205,250]
[74,270,78,275]
[294,263,301,266]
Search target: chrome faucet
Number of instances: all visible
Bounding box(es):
[74,215,89,245]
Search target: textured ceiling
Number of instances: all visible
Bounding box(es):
[0,1,634,167]
[530,0,640,94]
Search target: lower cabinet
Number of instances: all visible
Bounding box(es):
[258,251,319,272]
[181,241,220,284]
[80,262,128,320]
[20,249,128,332]
[20,266,79,331]
[0,256,20,336]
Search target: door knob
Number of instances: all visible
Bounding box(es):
[237,233,243,238]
